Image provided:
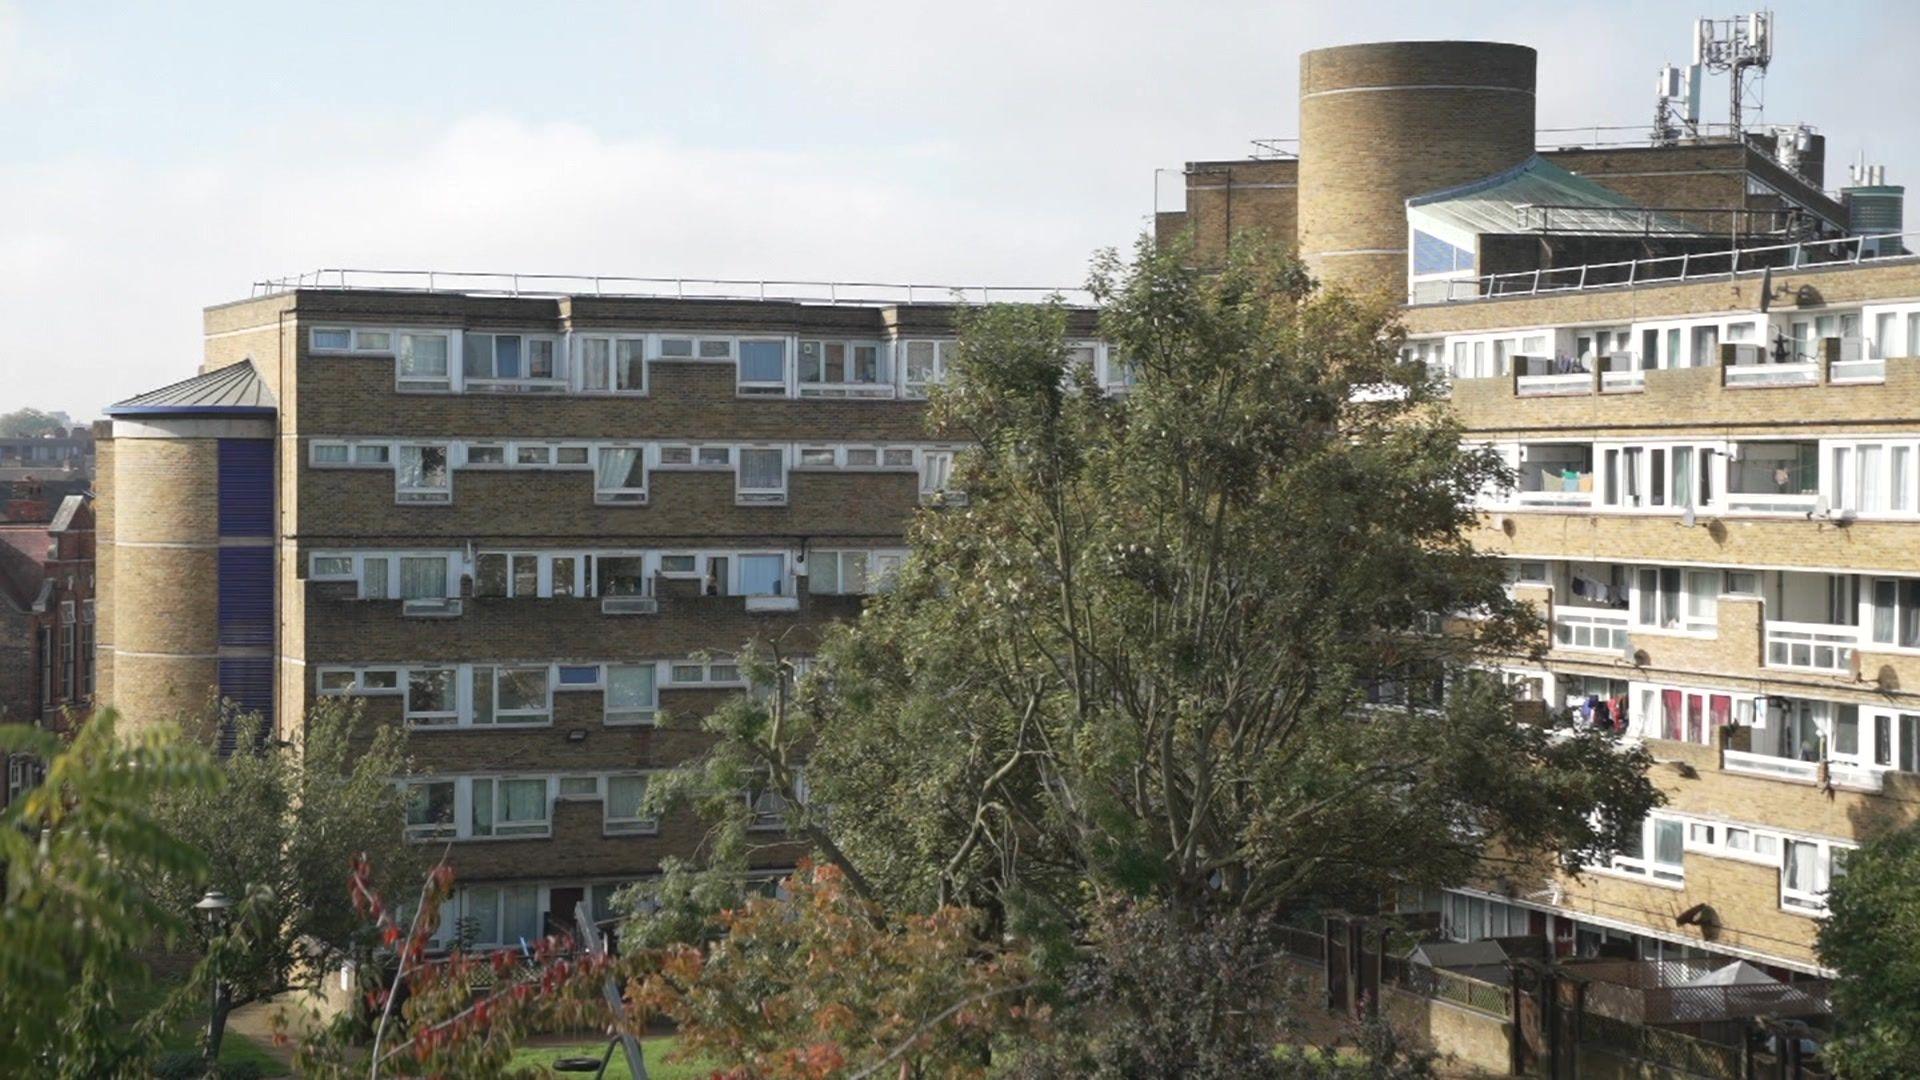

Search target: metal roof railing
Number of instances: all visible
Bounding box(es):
[1422,231,1919,305]
[250,268,1095,307]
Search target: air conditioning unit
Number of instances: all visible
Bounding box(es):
[401,597,463,618]
[601,596,659,615]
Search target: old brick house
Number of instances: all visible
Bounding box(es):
[0,482,96,807]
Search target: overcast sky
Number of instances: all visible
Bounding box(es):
[3,0,1914,421]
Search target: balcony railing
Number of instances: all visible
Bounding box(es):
[1600,353,1645,393]
[255,267,1095,307]
[1764,621,1859,674]
[1418,230,1920,305]
[1723,748,1885,792]
[1516,371,1594,397]
[1724,344,1820,387]
[1554,608,1631,652]
[1829,357,1887,383]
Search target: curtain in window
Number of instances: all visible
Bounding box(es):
[399,557,446,600]
[503,779,545,823]
[1903,581,1920,648]
[1662,690,1683,741]
[608,776,647,820]
[472,780,494,834]
[363,559,390,600]
[607,665,655,712]
[740,450,784,491]
[597,448,641,492]
[1654,819,1683,867]
[738,341,786,383]
[739,555,784,596]
[466,887,500,944]
[617,341,645,389]
[399,334,448,377]
[581,339,610,390]
[502,886,540,944]
[1784,841,1815,892]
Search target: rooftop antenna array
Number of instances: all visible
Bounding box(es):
[1654,11,1773,145]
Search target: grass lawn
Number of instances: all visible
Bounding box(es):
[509,1036,717,1079]
[114,977,290,1077]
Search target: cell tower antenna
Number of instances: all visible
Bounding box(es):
[1694,11,1773,138]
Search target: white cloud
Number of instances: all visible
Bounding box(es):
[0,115,1116,419]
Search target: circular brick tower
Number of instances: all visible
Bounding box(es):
[1297,41,1537,297]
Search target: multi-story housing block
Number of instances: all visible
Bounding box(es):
[0,485,95,803]
[94,278,1100,944]
[1164,38,1919,983]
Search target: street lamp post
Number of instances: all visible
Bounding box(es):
[195,889,235,1070]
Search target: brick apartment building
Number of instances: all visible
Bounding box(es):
[0,480,95,805]
[1165,39,1919,990]
[94,286,1101,943]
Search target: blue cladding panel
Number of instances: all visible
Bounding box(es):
[217,657,275,741]
[218,547,273,647]
[217,439,274,537]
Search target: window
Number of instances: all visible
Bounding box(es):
[595,446,647,504]
[799,340,887,395]
[396,444,451,503]
[515,444,551,467]
[465,443,506,467]
[405,781,456,839]
[397,332,452,391]
[311,555,354,579]
[579,337,646,393]
[605,664,657,725]
[747,770,803,830]
[1611,815,1685,884]
[737,448,787,504]
[399,556,449,600]
[475,553,542,598]
[311,442,349,465]
[1412,229,1475,275]
[798,446,837,467]
[473,665,551,725]
[598,555,650,596]
[463,333,559,382]
[318,669,357,693]
[738,554,786,596]
[471,777,550,838]
[1871,578,1920,649]
[1724,571,1760,596]
[406,668,458,726]
[558,775,599,797]
[1868,711,1920,772]
[557,665,601,688]
[845,448,878,467]
[311,327,352,351]
[737,340,787,394]
[810,550,870,595]
[920,451,956,501]
[1783,839,1850,913]
[355,444,391,466]
[605,775,654,834]
[1635,568,1715,633]
[902,341,955,396]
[362,558,390,599]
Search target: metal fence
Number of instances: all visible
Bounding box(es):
[1581,1011,1743,1080]
[1426,230,1920,305]
[1381,955,1512,1018]
[250,267,1095,307]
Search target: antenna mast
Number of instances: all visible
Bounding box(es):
[1695,11,1773,138]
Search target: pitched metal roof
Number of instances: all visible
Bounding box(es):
[1408,155,1704,238]
[107,360,277,417]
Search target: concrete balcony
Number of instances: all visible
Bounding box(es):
[1447,352,1920,436]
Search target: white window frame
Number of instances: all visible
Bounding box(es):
[395,331,454,392]
[604,663,660,726]
[603,773,658,835]
[1782,837,1852,915]
[736,446,789,505]
[593,444,649,505]
[395,443,453,504]
[461,332,564,389]
[469,775,554,840]
[575,334,649,395]
[470,664,554,727]
[797,339,892,398]
[901,339,955,397]
[735,338,789,396]
[1604,814,1686,886]
[403,778,458,840]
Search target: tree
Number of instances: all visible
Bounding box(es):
[0,711,225,1077]
[141,697,425,1009]
[653,234,1659,937]
[636,861,1041,1080]
[0,406,72,437]
[1817,822,1920,1077]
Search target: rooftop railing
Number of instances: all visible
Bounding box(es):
[1422,231,1919,305]
[252,268,1095,307]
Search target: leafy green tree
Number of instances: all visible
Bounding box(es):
[0,406,72,437]
[650,234,1659,937]
[142,697,424,1009]
[0,711,224,1077]
[1817,822,1920,1077]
